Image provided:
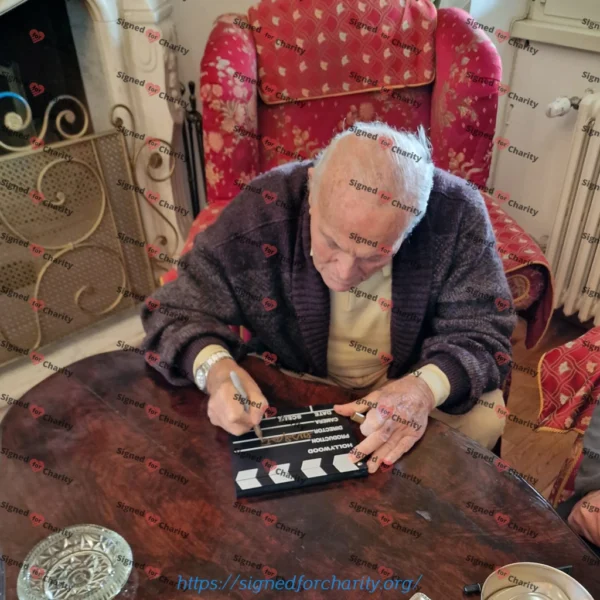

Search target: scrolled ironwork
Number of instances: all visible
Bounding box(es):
[110,104,179,259]
[0,93,89,152]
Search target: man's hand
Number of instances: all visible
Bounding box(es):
[333,374,436,473]
[568,490,600,546]
[205,358,269,436]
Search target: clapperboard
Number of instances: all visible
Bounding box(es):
[229,403,368,498]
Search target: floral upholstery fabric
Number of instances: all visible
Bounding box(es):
[482,193,553,349]
[162,2,552,357]
[430,8,502,186]
[538,328,600,505]
[246,0,436,105]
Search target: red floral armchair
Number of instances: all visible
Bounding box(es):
[162,0,553,351]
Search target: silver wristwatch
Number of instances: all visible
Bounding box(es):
[194,351,233,393]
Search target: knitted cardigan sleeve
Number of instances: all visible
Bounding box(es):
[412,188,517,414]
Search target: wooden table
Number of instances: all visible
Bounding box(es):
[1,351,599,599]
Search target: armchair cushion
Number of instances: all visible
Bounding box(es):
[247,0,436,105]
[259,87,431,172]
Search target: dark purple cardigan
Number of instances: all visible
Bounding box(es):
[141,161,516,414]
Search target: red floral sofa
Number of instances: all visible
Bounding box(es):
[161,0,553,352]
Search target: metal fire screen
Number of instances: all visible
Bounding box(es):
[0,131,155,368]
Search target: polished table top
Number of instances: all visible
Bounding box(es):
[0,351,599,599]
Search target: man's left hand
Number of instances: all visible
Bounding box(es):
[333,374,436,473]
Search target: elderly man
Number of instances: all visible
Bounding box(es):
[141,122,516,473]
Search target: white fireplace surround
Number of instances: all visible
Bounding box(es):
[1,0,190,261]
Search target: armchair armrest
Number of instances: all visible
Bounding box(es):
[200,14,261,205]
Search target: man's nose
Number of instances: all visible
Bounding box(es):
[337,253,358,280]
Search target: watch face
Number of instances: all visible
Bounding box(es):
[195,369,206,391]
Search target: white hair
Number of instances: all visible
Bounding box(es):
[311,122,435,238]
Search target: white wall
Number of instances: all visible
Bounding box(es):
[469,0,600,247]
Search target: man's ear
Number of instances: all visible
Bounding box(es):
[307,167,315,206]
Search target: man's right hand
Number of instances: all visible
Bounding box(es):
[205,358,269,436]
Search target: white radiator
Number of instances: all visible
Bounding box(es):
[546,92,600,324]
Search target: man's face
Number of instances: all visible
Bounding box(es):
[308,169,408,292]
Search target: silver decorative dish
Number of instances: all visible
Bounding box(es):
[17,525,133,600]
